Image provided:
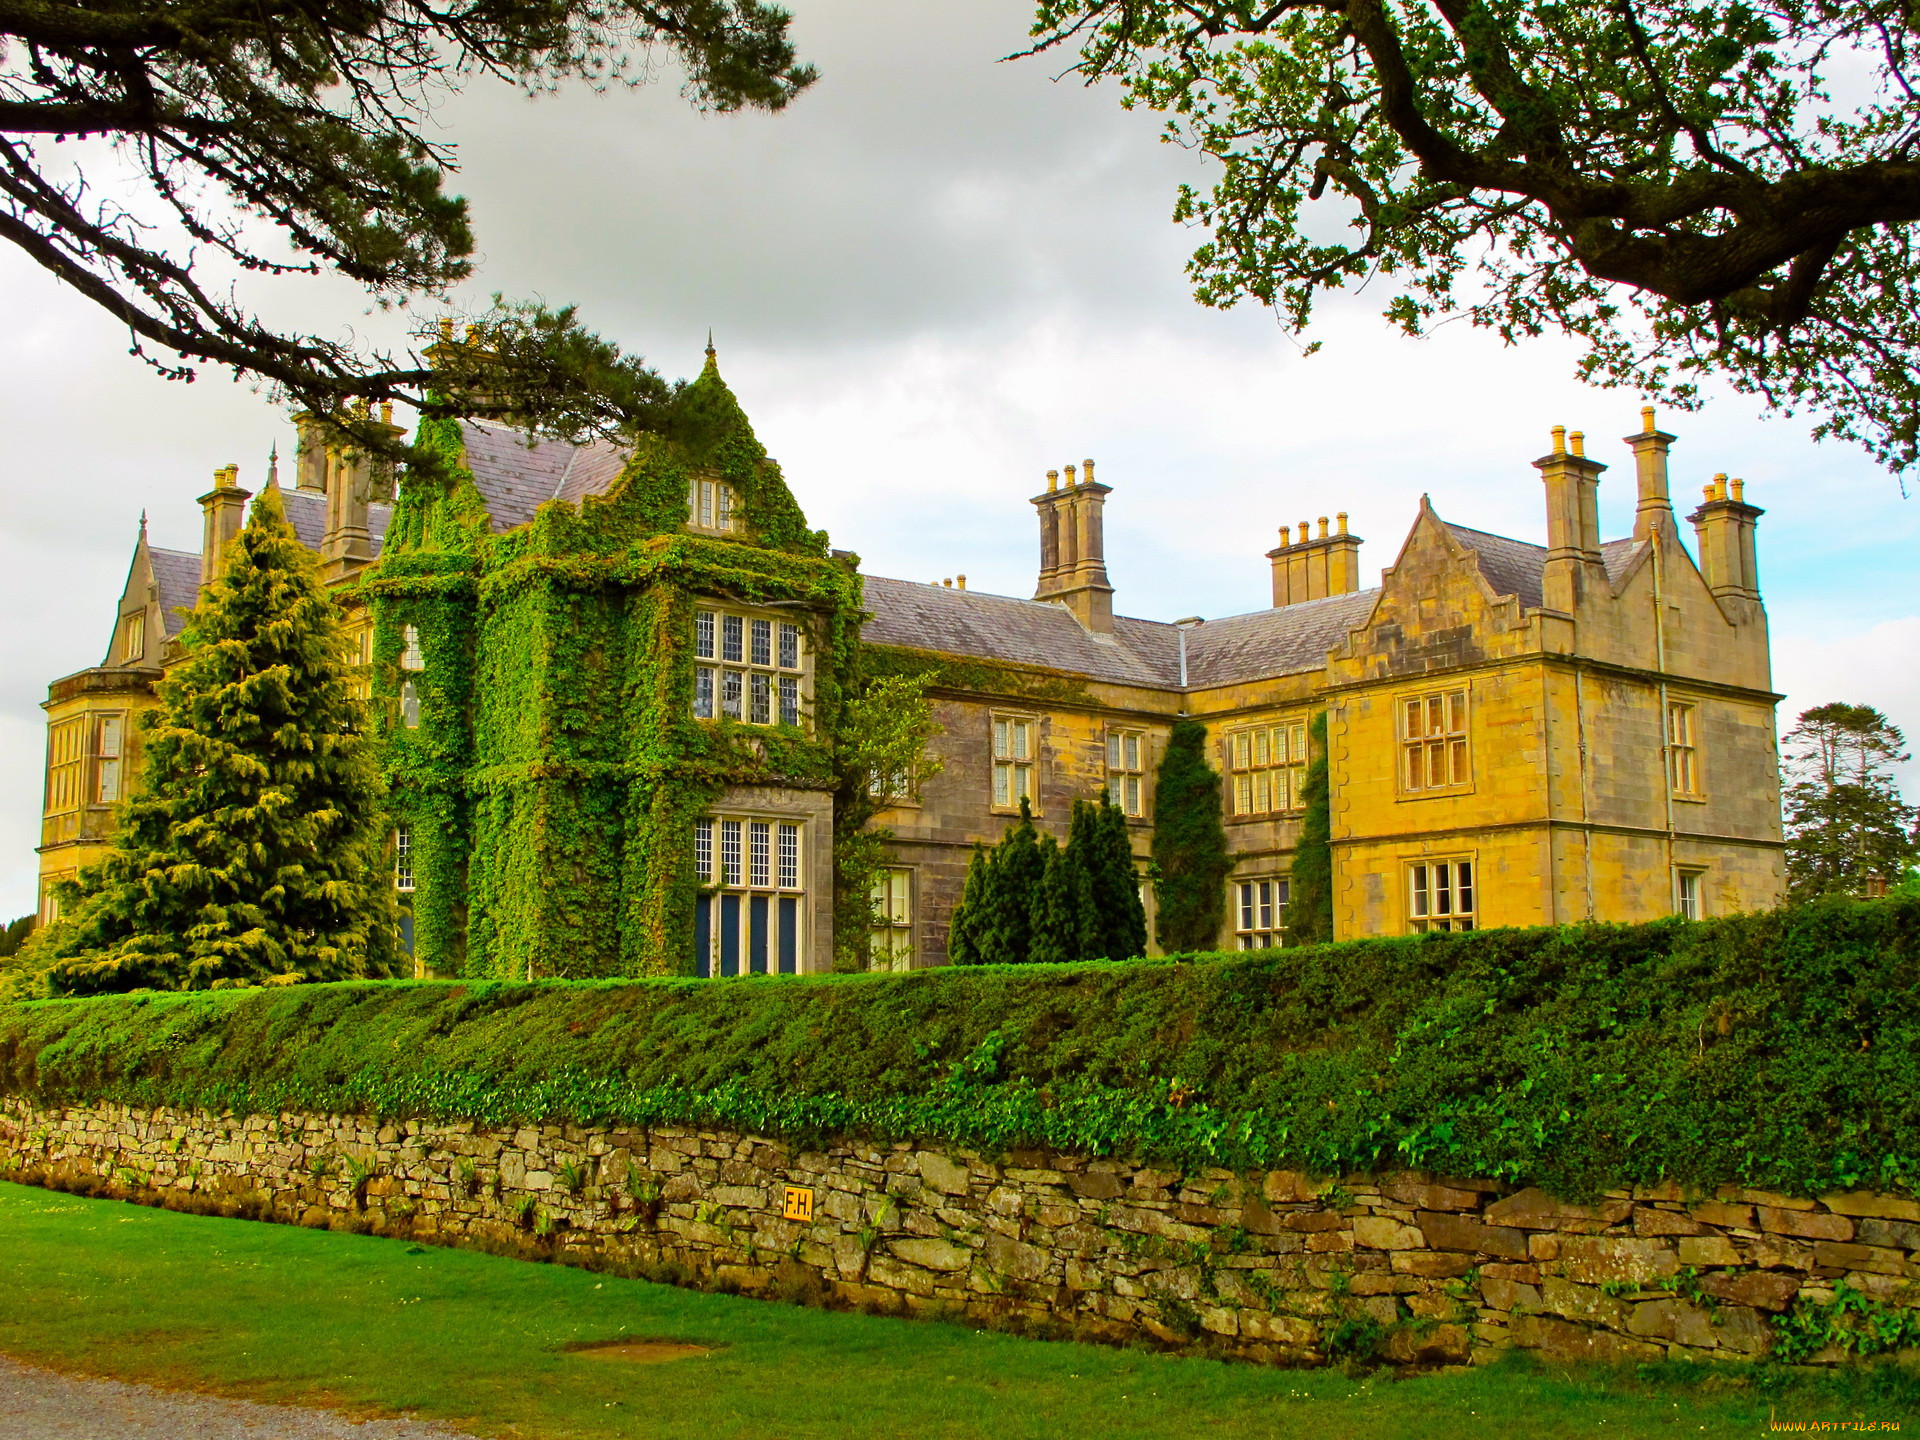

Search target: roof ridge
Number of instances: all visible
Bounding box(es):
[1444,520,1544,550]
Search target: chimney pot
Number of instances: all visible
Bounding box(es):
[957,574,966,590]
[1047,469,1059,492]
[1318,516,1329,538]
[1570,431,1585,457]
[1730,477,1745,501]
[1064,464,1077,486]
[1552,425,1567,454]
[1336,511,1349,534]
[1641,405,1657,432]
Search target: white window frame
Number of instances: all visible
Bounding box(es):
[1401,690,1471,793]
[395,826,416,892]
[1407,858,1476,932]
[687,478,738,533]
[992,714,1037,811]
[1228,720,1309,817]
[400,624,424,672]
[1234,877,1290,949]
[118,611,146,664]
[1676,868,1703,920]
[1107,729,1147,818]
[93,714,124,804]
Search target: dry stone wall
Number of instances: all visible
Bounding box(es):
[3,1097,1915,1368]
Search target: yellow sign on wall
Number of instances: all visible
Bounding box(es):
[782,1185,814,1221]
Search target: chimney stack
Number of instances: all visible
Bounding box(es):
[198,464,251,595]
[1627,405,1678,542]
[1266,511,1362,607]
[299,405,405,582]
[1688,474,1764,621]
[1535,425,1607,613]
[1032,456,1115,632]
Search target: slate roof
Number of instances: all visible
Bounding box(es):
[1179,590,1381,688]
[281,488,392,556]
[458,419,629,532]
[149,547,203,637]
[1444,523,1646,610]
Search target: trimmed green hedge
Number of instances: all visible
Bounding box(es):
[2,898,1917,1199]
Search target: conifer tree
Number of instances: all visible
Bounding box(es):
[987,798,1047,964]
[1783,703,1919,900]
[1030,829,1098,966]
[1088,791,1148,961]
[946,844,993,966]
[1151,719,1229,952]
[24,485,400,995]
[1286,713,1335,945]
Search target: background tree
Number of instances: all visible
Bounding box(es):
[948,796,1138,964]
[19,484,399,995]
[1782,703,1918,901]
[0,0,814,454]
[1285,712,1333,945]
[1150,718,1228,952]
[1031,0,1920,470]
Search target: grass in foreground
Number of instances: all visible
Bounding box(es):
[0,1181,1912,1439]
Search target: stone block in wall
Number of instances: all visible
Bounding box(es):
[1712,1305,1772,1356]
[1750,1235,1815,1271]
[889,1237,971,1272]
[1857,1217,1920,1251]
[916,1152,971,1196]
[1823,1193,1920,1223]
[1383,1323,1470,1366]
[1626,1299,1718,1348]
[1380,1176,1480,1212]
[1539,1277,1629,1329]
[1485,1187,1632,1231]
[1353,1215,1425,1251]
[1677,1235,1741,1267]
[1811,1242,1906,1276]
[1066,1171,1125,1201]
[1417,1210,1530,1259]
[1510,1314,1663,1363]
[1632,1206,1706,1237]
[1699,1270,1800,1312]
[1555,1236,1680,1286]
[1391,1252,1478,1279]
[1759,1207,1853,1241]
[983,1233,1050,1283]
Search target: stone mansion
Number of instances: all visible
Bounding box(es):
[34,353,1783,973]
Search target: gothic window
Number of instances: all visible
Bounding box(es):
[694,814,805,977]
[1235,877,1289,949]
[1107,729,1146,817]
[1408,859,1475,932]
[1228,720,1308,816]
[992,715,1036,809]
[1401,690,1469,791]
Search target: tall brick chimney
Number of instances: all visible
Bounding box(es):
[198,464,250,595]
[1536,426,1607,614]
[1688,474,1764,623]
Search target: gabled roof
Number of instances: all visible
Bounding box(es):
[1180,589,1381,688]
[1443,522,1648,609]
[458,420,629,532]
[149,547,202,637]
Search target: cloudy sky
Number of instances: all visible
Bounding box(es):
[2,0,1916,917]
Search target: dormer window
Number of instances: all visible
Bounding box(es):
[118,611,146,664]
[688,478,737,533]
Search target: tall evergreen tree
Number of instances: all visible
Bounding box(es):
[1083,792,1148,960]
[1030,828,1099,966]
[987,798,1047,964]
[24,485,400,995]
[1286,713,1335,945]
[1783,703,1918,901]
[946,843,994,966]
[1151,719,1230,952]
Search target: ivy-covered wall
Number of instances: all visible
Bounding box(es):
[364,356,866,979]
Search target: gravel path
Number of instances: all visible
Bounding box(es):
[0,1353,477,1439]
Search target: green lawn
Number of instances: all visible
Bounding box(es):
[0,1181,1910,1439]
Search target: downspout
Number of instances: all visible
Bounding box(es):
[1652,532,1677,909]
[1575,665,1595,921]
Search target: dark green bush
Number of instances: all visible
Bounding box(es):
[2,897,1917,1199]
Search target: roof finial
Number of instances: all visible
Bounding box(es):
[138,509,148,538]
[706,329,716,360]
[266,441,280,490]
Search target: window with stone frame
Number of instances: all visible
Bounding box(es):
[1401,690,1470,792]
[1234,876,1290,949]
[394,826,416,892]
[1667,701,1700,795]
[693,814,806,977]
[1675,867,1704,920]
[1228,720,1308,817]
[692,607,805,728]
[686,478,737,533]
[1107,728,1147,817]
[1408,858,1475,932]
[992,714,1037,810]
[869,867,914,971]
[117,611,146,663]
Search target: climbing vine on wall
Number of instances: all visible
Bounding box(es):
[364,357,933,980]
